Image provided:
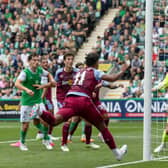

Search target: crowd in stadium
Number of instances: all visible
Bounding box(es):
[93,0,167,99]
[0,0,111,98]
[0,0,167,99]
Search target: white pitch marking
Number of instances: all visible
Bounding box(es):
[0,135,142,144]
[0,139,35,144]
[97,156,168,168]
[96,160,145,168]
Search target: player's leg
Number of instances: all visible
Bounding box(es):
[68,116,81,142]
[39,103,55,148]
[80,120,95,143]
[97,103,109,126]
[31,102,71,150]
[80,98,127,161]
[46,99,59,140]
[31,97,80,152]
[19,106,31,151]
[81,120,86,142]
[36,100,58,141]
[154,122,168,153]
[33,118,53,150]
[97,104,109,142]
[61,119,72,152]
[84,121,100,149]
[19,122,29,151]
[33,103,50,139]
[31,97,76,128]
[32,103,54,149]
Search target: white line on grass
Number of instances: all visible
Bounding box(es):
[96,160,145,168]
[97,156,168,168]
[0,135,142,143]
[152,156,168,161]
[0,126,20,128]
[0,124,141,129]
[0,135,142,144]
[0,139,36,144]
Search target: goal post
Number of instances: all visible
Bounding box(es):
[143,0,153,161]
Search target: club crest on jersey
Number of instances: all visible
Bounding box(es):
[60,74,63,79]
[68,79,73,85]
[35,80,39,84]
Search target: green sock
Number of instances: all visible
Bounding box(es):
[35,123,43,132]
[20,130,27,144]
[162,130,168,143]
[81,120,85,136]
[43,125,49,140]
[69,122,78,133]
[35,123,49,140]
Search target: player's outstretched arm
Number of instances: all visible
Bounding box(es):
[107,83,124,89]
[33,72,57,90]
[48,73,56,87]
[33,83,52,90]
[101,63,129,82]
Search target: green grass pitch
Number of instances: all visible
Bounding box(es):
[0,121,167,168]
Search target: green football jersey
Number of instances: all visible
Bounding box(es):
[21,66,44,106]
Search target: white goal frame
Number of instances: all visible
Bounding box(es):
[143,0,153,161]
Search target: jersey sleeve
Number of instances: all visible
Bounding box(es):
[154,74,168,90]
[102,80,110,87]
[94,69,105,81]
[17,71,26,82]
[42,68,49,76]
[55,70,59,82]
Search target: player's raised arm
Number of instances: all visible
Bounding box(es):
[102,81,124,89]
[101,63,129,82]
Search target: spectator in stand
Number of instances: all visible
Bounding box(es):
[112,0,120,8]
[0,0,107,98]
[72,23,86,49]
[130,75,142,97]
[1,89,13,99]
[122,86,133,98]
[130,55,142,78]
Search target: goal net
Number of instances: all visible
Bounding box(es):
[151,0,168,160]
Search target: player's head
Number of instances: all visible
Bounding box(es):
[41,56,48,70]
[63,52,75,69]
[85,52,99,69]
[75,62,84,70]
[28,53,39,69]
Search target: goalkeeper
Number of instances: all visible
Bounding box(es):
[153,73,168,153]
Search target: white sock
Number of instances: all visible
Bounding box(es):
[112,148,120,157]
[68,135,71,140]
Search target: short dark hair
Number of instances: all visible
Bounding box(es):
[63,52,75,60]
[28,53,38,61]
[75,62,84,68]
[85,52,99,66]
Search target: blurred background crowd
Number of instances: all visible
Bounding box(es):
[0,0,167,99]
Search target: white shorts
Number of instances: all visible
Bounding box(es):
[45,99,54,110]
[20,103,46,122]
